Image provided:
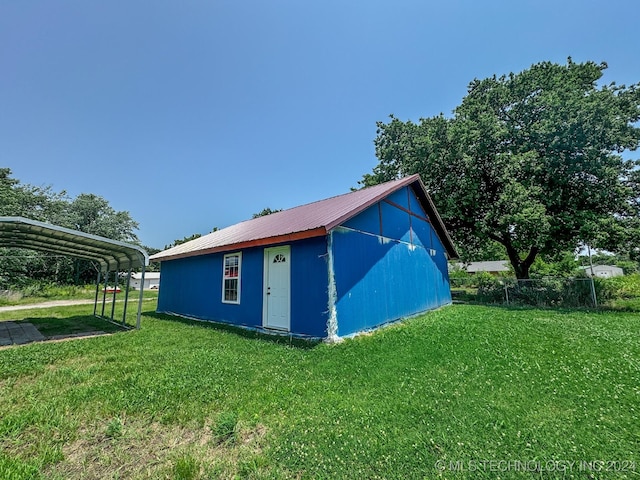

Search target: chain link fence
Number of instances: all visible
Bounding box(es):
[450,276,600,308]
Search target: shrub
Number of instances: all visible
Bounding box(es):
[596,274,640,301]
[476,277,598,307]
[476,275,507,304]
[530,252,581,278]
[509,278,595,307]
[448,265,471,282]
[4,282,95,300]
[22,282,47,297]
[0,290,23,304]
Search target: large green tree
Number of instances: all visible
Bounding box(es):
[0,168,67,221]
[64,193,139,243]
[0,169,143,286]
[363,59,640,278]
[0,169,70,287]
[60,193,140,283]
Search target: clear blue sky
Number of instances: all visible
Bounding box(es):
[2,1,639,249]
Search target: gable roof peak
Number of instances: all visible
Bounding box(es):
[150,174,456,261]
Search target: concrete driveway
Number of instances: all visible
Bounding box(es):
[0,299,95,313]
[0,299,111,347]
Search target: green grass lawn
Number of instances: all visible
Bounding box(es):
[0,287,159,307]
[1,304,639,479]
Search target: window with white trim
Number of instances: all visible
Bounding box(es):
[222,252,241,304]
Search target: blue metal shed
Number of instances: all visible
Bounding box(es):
[150,175,458,340]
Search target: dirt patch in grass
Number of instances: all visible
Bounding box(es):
[46,417,268,479]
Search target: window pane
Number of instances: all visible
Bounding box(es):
[224,278,238,302]
[224,255,239,278]
[222,253,241,303]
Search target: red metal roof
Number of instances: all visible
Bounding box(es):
[150,174,458,261]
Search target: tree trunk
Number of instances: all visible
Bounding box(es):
[504,243,538,280]
[74,259,80,285]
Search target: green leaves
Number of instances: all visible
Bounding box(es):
[65,193,140,244]
[0,169,141,286]
[365,59,640,277]
[252,207,283,218]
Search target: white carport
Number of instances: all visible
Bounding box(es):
[0,216,149,328]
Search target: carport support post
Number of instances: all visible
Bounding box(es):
[110,262,119,321]
[122,268,132,326]
[136,267,146,329]
[101,270,109,317]
[93,269,102,316]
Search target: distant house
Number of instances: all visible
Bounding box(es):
[131,272,161,290]
[452,260,511,276]
[150,175,458,341]
[581,265,624,278]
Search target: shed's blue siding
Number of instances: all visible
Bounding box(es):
[380,201,412,243]
[157,248,264,328]
[289,237,330,337]
[332,186,451,337]
[157,236,329,337]
[157,184,452,339]
[408,189,427,218]
[387,187,410,209]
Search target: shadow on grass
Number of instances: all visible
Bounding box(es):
[143,311,322,349]
[18,315,128,339]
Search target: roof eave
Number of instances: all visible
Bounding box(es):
[150,227,327,262]
[150,173,459,262]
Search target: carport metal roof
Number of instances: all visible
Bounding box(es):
[0,216,149,329]
[0,216,148,270]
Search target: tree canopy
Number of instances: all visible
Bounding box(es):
[252,207,282,218]
[66,193,139,243]
[363,59,640,278]
[0,169,142,286]
[164,233,202,250]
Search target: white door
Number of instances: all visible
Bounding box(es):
[263,246,291,331]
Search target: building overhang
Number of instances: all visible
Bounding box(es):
[0,216,148,270]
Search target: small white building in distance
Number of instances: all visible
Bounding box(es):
[581,265,624,278]
[131,272,161,290]
[451,260,511,275]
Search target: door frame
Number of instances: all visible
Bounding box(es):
[262,245,291,331]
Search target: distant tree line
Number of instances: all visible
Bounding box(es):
[0,168,148,287]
